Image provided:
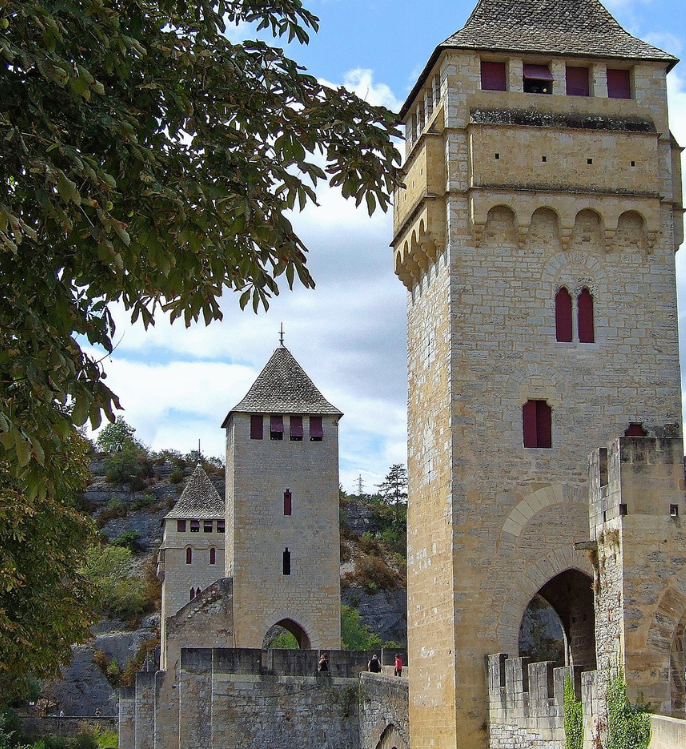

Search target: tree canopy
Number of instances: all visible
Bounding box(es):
[0,0,402,493]
[377,463,408,506]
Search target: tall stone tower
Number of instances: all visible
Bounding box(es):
[222,345,343,650]
[158,464,225,668]
[393,1,683,747]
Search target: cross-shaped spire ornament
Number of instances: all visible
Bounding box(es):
[279,322,285,347]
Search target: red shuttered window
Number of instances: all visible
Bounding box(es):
[290,415,303,441]
[217,520,225,533]
[310,416,323,441]
[270,414,284,440]
[190,519,200,532]
[284,490,292,516]
[177,519,186,533]
[523,400,552,448]
[607,69,631,99]
[555,287,573,342]
[481,61,507,91]
[250,414,263,440]
[577,288,595,343]
[204,520,213,533]
[566,67,590,97]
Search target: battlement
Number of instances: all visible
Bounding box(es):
[487,654,597,749]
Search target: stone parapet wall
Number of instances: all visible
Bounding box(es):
[359,672,409,749]
[487,654,592,749]
[649,715,686,749]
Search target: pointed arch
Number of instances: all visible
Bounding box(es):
[577,287,595,343]
[263,618,311,650]
[555,287,573,342]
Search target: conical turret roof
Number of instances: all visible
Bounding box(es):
[401,0,677,117]
[221,346,342,426]
[164,465,225,520]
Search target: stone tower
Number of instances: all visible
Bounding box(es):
[222,345,343,650]
[158,464,225,668]
[393,1,683,747]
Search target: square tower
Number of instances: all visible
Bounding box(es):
[222,345,342,650]
[394,1,684,747]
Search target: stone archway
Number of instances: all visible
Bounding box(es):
[517,569,596,671]
[262,618,311,650]
[375,724,408,749]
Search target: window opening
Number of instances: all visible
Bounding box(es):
[555,287,573,342]
[190,519,200,532]
[495,153,500,160]
[631,161,636,167]
[542,156,547,163]
[177,519,186,533]
[481,61,507,91]
[587,158,593,165]
[217,519,225,533]
[190,588,195,601]
[566,66,590,97]
[625,423,647,437]
[523,400,552,448]
[523,64,553,94]
[577,288,594,343]
[607,68,631,99]
[186,547,193,564]
[599,448,608,487]
[204,520,213,533]
[250,414,263,440]
[283,548,291,576]
[619,504,628,516]
[270,414,284,440]
[290,415,303,441]
[310,416,323,441]
[284,490,292,516]
[210,547,216,565]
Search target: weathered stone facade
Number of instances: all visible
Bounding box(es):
[395,0,684,746]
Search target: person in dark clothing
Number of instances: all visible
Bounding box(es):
[368,654,381,673]
[318,653,329,672]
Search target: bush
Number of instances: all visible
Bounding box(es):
[129,494,156,512]
[345,555,399,594]
[111,531,143,554]
[169,468,184,484]
[70,732,97,749]
[96,499,127,528]
[341,605,381,651]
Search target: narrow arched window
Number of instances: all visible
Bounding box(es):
[190,588,195,601]
[209,547,216,565]
[284,490,292,516]
[186,547,192,565]
[577,288,594,343]
[523,400,552,448]
[283,548,291,576]
[555,287,573,342]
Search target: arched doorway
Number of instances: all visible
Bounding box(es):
[262,618,311,650]
[518,569,596,671]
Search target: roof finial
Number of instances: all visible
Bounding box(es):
[279,322,285,347]
[197,438,201,466]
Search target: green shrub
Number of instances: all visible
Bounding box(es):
[111,531,143,554]
[69,731,97,749]
[606,673,651,749]
[269,631,299,649]
[104,447,144,485]
[129,495,156,512]
[564,674,583,749]
[345,555,399,594]
[79,546,148,620]
[341,605,382,651]
[169,468,184,484]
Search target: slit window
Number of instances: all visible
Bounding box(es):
[290,416,303,441]
[481,61,507,91]
[186,547,193,565]
[209,547,216,565]
[177,519,187,533]
[625,423,647,437]
[204,520,213,533]
[566,66,590,97]
[190,519,200,532]
[250,414,263,440]
[310,416,323,441]
[283,548,291,576]
[190,588,195,600]
[284,490,292,516]
[522,400,552,448]
[607,68,631,99]
[577,288,595,343]
[555,287,573,342]
[523,64,553,94]
[217,520,225,533]
[270,414,284,440]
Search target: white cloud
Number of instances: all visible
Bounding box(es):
[319,68,403,111]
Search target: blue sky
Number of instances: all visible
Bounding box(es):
[91,0,686,494]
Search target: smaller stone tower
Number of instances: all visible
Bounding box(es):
[158,464,225,666]
[222,345,343,650]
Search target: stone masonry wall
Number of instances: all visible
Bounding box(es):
[359,672,410,749]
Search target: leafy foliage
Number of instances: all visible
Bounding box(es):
[79,544,148,621]
[606,673,651,749]
[376,464,408,506]
[564,674,583,749]
[0,430,97,697]
[0,0,402,494]
[341,605,381,651]
[269,630,299,649]
[95,417,141,453]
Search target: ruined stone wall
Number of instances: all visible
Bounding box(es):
[396,42,683,749]
[225,412,341,650]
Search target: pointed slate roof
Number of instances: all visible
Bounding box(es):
[400,0,678,117]
[164,465,225,520]
[221,346,343,425]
